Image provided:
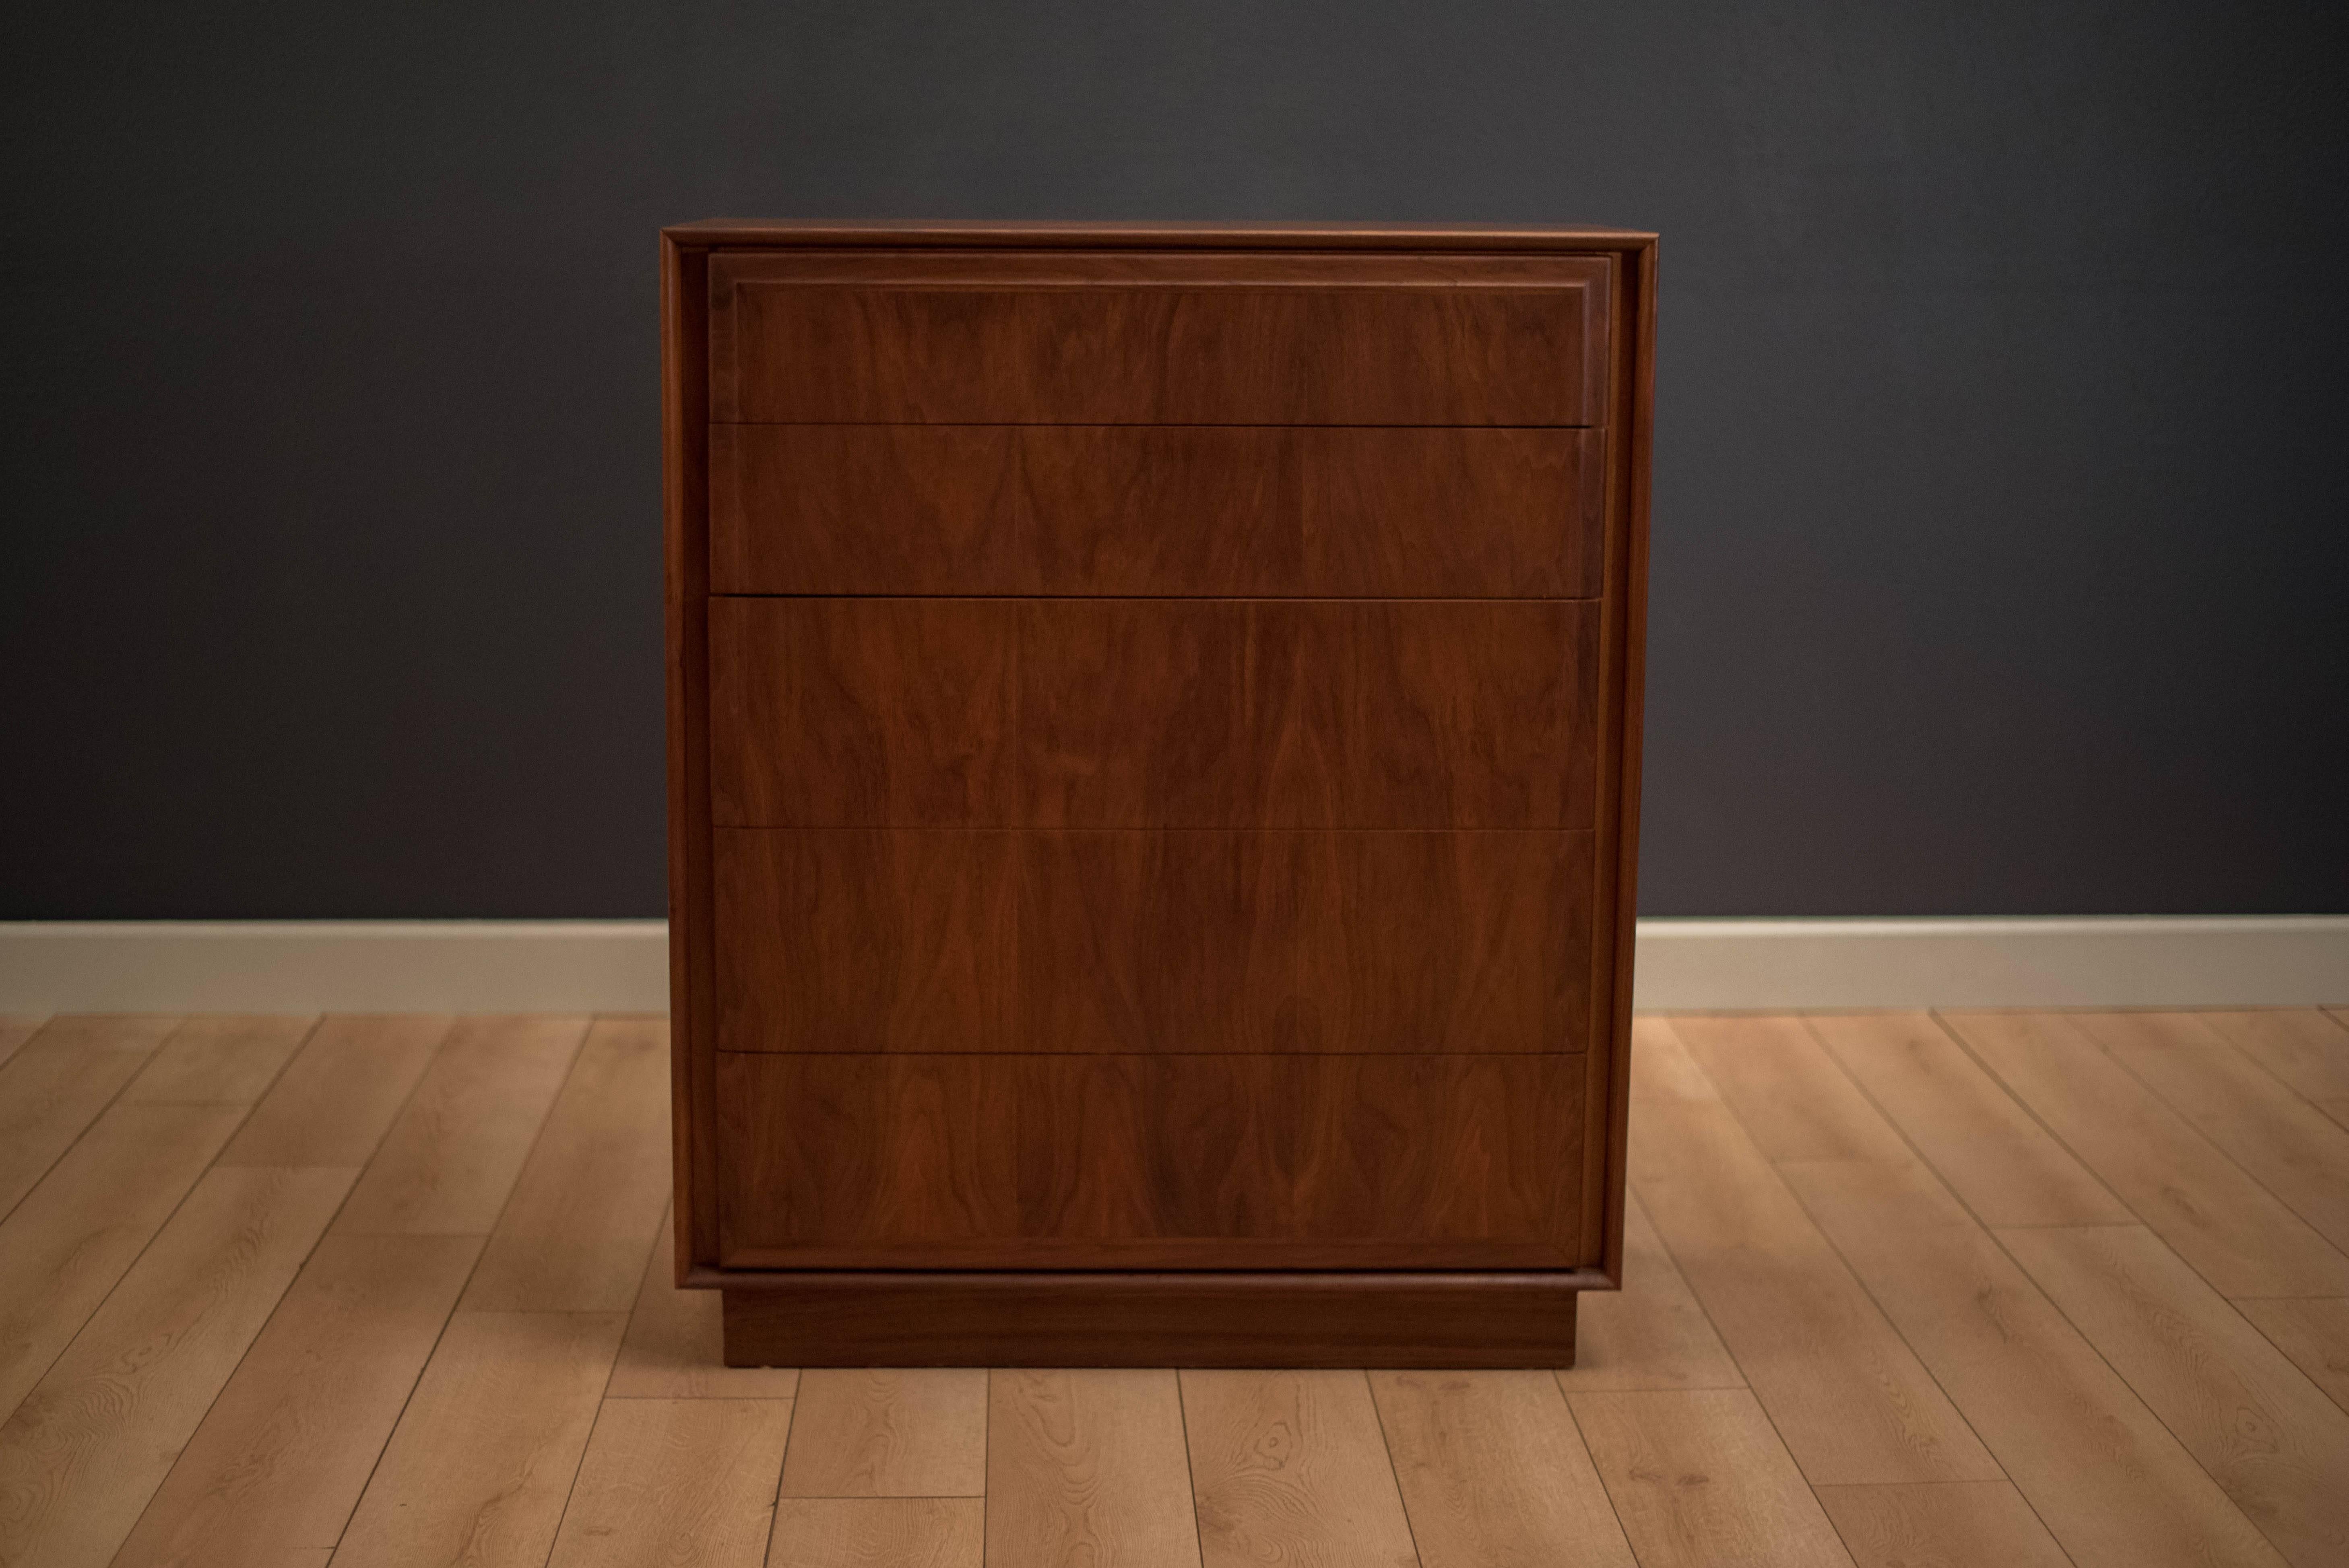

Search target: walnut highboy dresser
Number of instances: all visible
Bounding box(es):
[663,221,1654,1366]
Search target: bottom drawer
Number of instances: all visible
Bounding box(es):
[714,1052,1585,1270]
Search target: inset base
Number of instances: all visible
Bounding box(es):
[714,1269,1587,1368]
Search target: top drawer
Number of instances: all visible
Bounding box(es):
[708,251,1611,426]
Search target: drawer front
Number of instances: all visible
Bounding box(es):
[709,598,1598,829]
[714,1051,1584,1269]
[709,251,1608,426]
[710,425,1603,598]
[713,827,1594,1054]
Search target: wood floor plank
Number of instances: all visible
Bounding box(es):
[545,1397,797,1568]
[1809,1011,2134,1226]
[1942,1011,2349,1298]
[1567,1388,1854,1568]
[0,1017,41,1069]
[1673,1015,1915,1163]
[1627,1020,2000,1484]
[330,1308,628,1568]
[609,1203,799,1399]
[1998,1223,2349,1568]
[218,1015,452,1166]
[765,1498,983,1568]
[0,1102,245,1423]
[111,1233,482,1568]
[777,1370,987,1498]
[1372,1369,1635,1568]
[0,1164,357,1568]
[0,1014,178,1219]
[122,1015,315,1105]
[1811,1482,2070,1568]
[2071,1010,2349,1257]
[2199,1011,2349,1129]
[1778,1156,2287,1568]
[331,1014,589,1236]
[2236,1298,2349,1415]
[1181,1370,1418,1568]
[461,1017,672,1311]
[985,1369,1199,1568]
[1557,1187,1744,1392]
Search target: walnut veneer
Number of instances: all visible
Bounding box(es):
[663,221,1655,1366]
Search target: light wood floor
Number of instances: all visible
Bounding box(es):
[1,1009,2346,1567]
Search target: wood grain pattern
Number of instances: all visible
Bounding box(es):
[719,825,1588,1054]
[714,829,1016,1053]
[715,598,1598,829]
[765,1499,983,1568]
[0,1013,176,1219]
[1998,1222,2349,1567]
[2237,1298,2349,1415]
[462,1017,673,1311]
[121,1014,313,1104]
[712,424,1602,598]
[332,1013,589,1236]
[708,250,1606,425]
[1020,598,1598,828]
[1567,1389,1856,1568]
[1021,829,1591,1054]
[710,597,1017,828]
[1369,1369,1635,1568]
[1943,1011,2349,1297]
[1778,1157,2289,1568]
[1672,1015,1915,1164]
[778,1370,987,1497]
[2071,1009,2349,1256]
[720,1272,1581,1368]
[2199,1010,2349,1128]
[1628,1022,1999,1484]
[217,1014,451,1166]
[0,1103,244,1421]
[1556,1187,1743,1392]
[544,1397,797,1568]
[712,422,1030,596]
[330,1310,628,1568]
[985,1370,1199,1568]
[1810,1482,2071,1568]
[610,1203,800,1399]
[110,1234,481,1568]
[715,1052,1582,1269]
[1808,1011,2132,1227]
[0,1165,355,1568]
[1181,1370,1419,1568]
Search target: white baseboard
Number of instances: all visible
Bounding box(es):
[1631,916,2349,1009]
[0,922,670,1014]
[0,916,2342,1015]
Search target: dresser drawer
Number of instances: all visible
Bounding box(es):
[711,827,1594,1054]
[708,597,1599,829]
[708,251,1608,425]
[713,1051,1585,1269]
[710,424,1604,597]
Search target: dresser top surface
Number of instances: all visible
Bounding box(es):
[665,218,1657,252]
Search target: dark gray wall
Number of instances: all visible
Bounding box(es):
[5,1,2345,918]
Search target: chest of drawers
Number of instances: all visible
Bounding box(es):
[663,221,1654,1366]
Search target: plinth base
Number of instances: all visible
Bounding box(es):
[712,1269,1592,1368]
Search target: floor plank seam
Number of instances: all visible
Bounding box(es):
[1360,1367,1432,1568]
[0,1014,181,1230]
[2086,1012,2349,1264]
[316,1015,583,1561]
[1809,1011,2319,1566]
[1659,1017,2014,1498]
